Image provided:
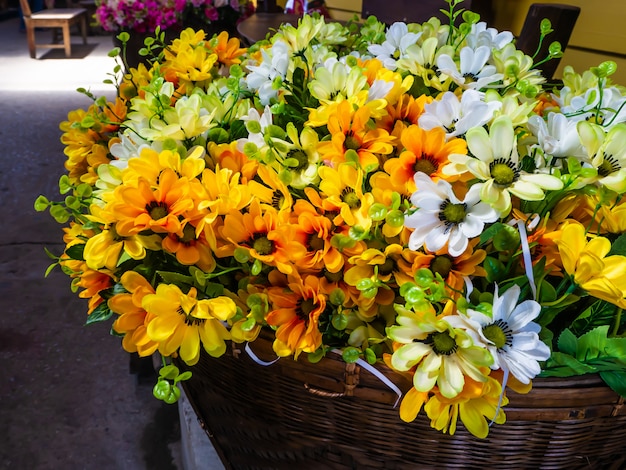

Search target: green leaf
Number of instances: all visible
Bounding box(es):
[159,365,180,380]
[557,328,577,356]
[541,352,596,376]
[156,271,193,286]
[599,370,626,397]
[34,195,50,211]
[576,325,609,360]
[175,371,192,383]
[342,347,361,363]
[65,243,85,261]
[85,302,113,325]
[608,233,626,256]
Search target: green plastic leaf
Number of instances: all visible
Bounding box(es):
[85,302,113,325]
[342,347,361,363]
[34,195,50,212]
[153,380,171,400]
[175,371,192,382]
[331,313,348,330]
[159,365,180,380]
[600,370,626,397]
[557,328,577,356]
[576,325,609,360]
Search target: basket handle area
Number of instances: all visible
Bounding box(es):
[304,362,360,398]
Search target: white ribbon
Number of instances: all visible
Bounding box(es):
[244,342,280,366]
[516,219,537,300]
[332,349,403,408]
[243,342,404,407]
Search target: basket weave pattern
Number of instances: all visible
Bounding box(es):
[178,333,626,469]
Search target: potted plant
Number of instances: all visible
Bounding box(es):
[36,0,626,467]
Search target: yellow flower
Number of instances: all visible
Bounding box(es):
[555,222,626,308]
[144,284,236,365]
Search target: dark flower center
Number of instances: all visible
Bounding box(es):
[482,319,513,349]
[598,153,621,177]
[179,224,196,244]
[425,331,458,355]
[439,200,467,228]
[146,201,168,220]
[341,188,361,209]
[431,255,453,278]
[414,154,438,175]
[490,158,519,186]
[252,234,274,255]
[287,148,310,172]
[177,306,205,326]
[344,131,361,151]
[297,298,316,320]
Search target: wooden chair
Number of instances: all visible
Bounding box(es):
[516,3,581,80]
[18,0,88,59]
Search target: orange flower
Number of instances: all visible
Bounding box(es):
[317,100,394,172]
[210,31,247,68]
[266,275,326,358]
[412,239,487,294]
[384,125,467,193]
[219,200,303,275]
[109,271,159,356]
[109,169,195,237]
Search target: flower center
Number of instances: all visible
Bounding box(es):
[297,298,316,320]
[598,153,621,177]
[414,154,438,175]
[379,257,396,276]
[287,148,310,172]
[179,224,196,244]
[323,269,343,283]
[431,255,453,278]
[308,233,325,252]
[341,188,361,209]
[252,234,274,255]
[146,201,168,220]
[490,159,518,186]
[439,200,467,225]
[271,190,285,210]
[177,306,205,326]
[482,319,513,349]
[344,132,361,151]
[425,331,458,355]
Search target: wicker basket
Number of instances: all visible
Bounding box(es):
[176,331,626,470]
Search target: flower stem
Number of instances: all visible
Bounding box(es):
[612,308,623,337]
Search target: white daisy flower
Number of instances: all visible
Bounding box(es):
[368,22,422,71]
[436,45,503,90]
[405,172,499,257]
[245,40,290,105]
[450,284,551,384]
[418,90,502,139]
[443,115,564,215]
[527,112,587,159]
[466,22,514,51]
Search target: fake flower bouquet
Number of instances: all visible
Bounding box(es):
[94,0,253,34]
[37,0,626,439]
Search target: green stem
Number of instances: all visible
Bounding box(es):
[612,308,623,337]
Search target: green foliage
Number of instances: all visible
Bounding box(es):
[153,363,192,404]
[541,326,626,397]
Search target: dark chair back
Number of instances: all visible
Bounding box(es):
[516,3,581,80]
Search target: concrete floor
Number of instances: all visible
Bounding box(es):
[0,14,223,470]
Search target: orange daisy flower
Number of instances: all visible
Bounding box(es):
[266,275,327,358]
